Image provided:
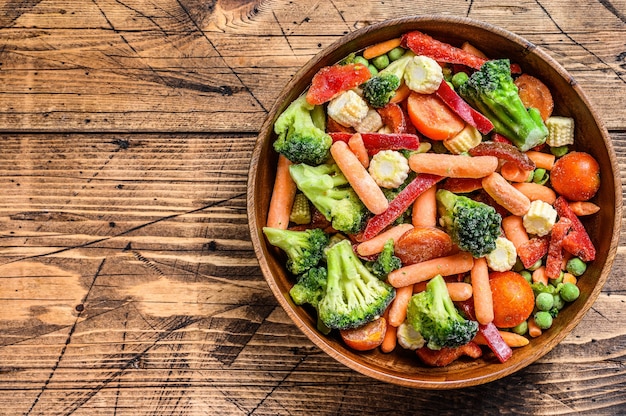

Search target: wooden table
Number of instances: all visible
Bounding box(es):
[0,1,624,414]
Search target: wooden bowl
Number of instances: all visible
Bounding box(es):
[247,16,622,388]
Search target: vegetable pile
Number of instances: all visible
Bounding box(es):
[263,30,601,367]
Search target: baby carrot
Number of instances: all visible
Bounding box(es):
[387,252,474,288]
[388,285,414,327]
[528,317,542,338]
[471,257,494,325]
[512,182,557,204]
[362,37,402,59]
[380,322,397,353]
[526,150,555,170]
[568,201,600,216]
[501,215,529,250]
[482,172,531,216]
[331,141,389,215]
[411,184,437,227]
[356,223,413,256]
[474,330,529,347]
[562,272,577,285]
[348,133,369,168]
[266,155,297,229]
[532,266,548,286]
[390,82,411,104]
[500,161,533,183]
[408,153,498,178]
[446,282,473,302]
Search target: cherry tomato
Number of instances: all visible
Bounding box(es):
[406,92,465,140]
[514,74,554,121]
[340,317,387,351]
[489,271,535,328]
[395,226,453,265]
[550,152,600,201]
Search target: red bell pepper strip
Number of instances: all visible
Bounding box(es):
[492,132,513,144]
[478,322,513,363]
[361,174,443,240]
[402,31,522,73]
[545,217,572,279]
[306,63,371,105]
[442,177,483,194]
[468,141,536,171]
[435,79,494,134]
[517,237,549,269]
[329,132,421,156]
[554,197,596,261]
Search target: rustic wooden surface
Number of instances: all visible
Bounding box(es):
[0,0,625,414]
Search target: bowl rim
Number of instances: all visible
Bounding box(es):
[247,15,622,389]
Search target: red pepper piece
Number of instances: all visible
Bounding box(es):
[442,177,483,194]
[329,132,421,156]
[377,102,411,133]
[435,79,494,134]
[545,217,572,279]
[416,342,483,367]
[517,237,549,269]
[306,63,371,105]
[361,174,443,240]
[468,141,536,171]
[478,322,513,363]
[326,115,354,133]
[554,197,596,261]
[492,132,513,144]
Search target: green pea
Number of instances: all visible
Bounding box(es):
[368,64,379,76]
[536,292,554,311]
[387,47,405,61]
[553,294,566,310]
[451,71,469,88]
[549,272,563,286]
[533,168,549,185]
[534,311,553,329]
[354,56,369,67]
[520,270,532,283]
[566,257,587,277]
[372,54,390,70]
[551,145,569,157]
[560,282,580,302]
[512,321,528,336]
[528,259,542,271]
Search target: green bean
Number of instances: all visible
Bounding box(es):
[550,145,569,157]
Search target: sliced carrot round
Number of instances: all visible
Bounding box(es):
[406,92,465,140]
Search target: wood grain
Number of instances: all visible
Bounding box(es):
[0,0,625,414]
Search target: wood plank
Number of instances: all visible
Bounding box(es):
[0,0,624,132]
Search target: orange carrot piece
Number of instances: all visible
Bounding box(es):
[387,252,474,288]
[267,155,297,229]
[461,41,488,59]
[512,182,557,204]
[501,215,529,251]
[446,282,473,302]
[474,330,529,347]
[388,285,414,327]
[500,161,533,183]
[482,172,531,216]
[408,153,498,178]
[562,272,577,285]
[381,322,397,353]
[363,38,402,59]
[390,82,411,104]
[528,317,542,338]
[471,257,494,325]
[568,201,600,216]
[331,141,389,215]
[348,133,369,168]
[356,223,413,256]
[526,150,555,170]
[532,266,548,286]
[411,184,438,227]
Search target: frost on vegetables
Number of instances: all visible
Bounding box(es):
[264,29,601,367]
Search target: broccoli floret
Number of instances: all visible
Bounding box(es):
[362,73,401,108]
[273,94,332,165]
[367,238,402,279]
[458,59,548,151]
[318,240,396,330]
[289,163,368,234]
[407,275,478,350]
[289,266,332,334]
[436,189,502,258]
[262,227,329,275]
